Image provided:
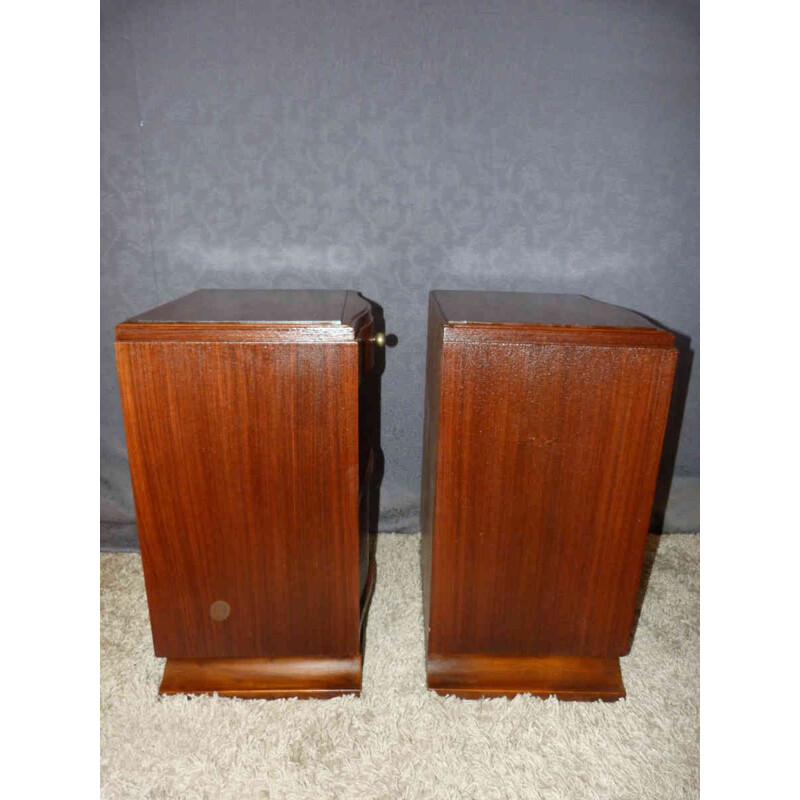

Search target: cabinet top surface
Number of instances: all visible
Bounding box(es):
[125,289,368,325]
[432,291,664,329]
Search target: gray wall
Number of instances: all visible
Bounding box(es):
[101,0,699,538]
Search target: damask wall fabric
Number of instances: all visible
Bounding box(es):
[101,0,699,535]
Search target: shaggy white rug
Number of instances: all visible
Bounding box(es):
[100,534,699,799]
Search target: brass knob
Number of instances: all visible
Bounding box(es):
[372,332,386,347]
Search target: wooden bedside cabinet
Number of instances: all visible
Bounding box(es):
[115,289,381,698]
[420,291,677,701]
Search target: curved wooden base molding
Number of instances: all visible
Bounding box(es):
[427,654,626,702]
[159,655,362,699]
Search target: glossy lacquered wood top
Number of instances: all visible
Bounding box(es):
[127,289,368,324]
[431,291,673,348]
[117,290,372,343]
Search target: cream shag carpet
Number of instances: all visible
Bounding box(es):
[101,534,699,799]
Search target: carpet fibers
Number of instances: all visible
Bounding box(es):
[101,534,699,799]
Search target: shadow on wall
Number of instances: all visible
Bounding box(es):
[622,312,695,652]
[639,315,695,535]
[358,293,399,542]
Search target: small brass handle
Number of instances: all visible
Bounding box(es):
[372,332,386,347]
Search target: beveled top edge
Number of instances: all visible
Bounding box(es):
[123,289,371,327]
[431,290,670,334]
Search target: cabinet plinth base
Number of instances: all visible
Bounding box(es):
[427,654,626,702]
[159,655,362,699]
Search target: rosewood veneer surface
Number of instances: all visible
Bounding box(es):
[115,290,377,698]
[420,291,676,700]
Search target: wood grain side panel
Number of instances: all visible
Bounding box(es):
[420,296,446,645]
[116,341,361,659]
[429,341,676,658]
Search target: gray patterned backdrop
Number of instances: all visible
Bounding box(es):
[101,0,699,543]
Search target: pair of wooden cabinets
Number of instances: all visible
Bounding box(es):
[115,289,676,701]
